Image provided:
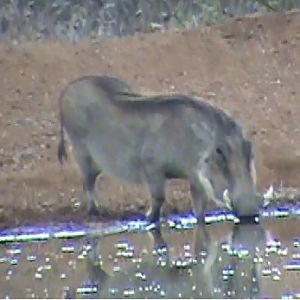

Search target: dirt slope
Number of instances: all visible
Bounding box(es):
[0,11,299,227]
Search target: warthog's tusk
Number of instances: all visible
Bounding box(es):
[263,185,274,207]
[222,189,233,210]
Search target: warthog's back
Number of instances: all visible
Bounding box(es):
[61,75,241,143]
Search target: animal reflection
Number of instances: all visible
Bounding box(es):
[80,222,267,298]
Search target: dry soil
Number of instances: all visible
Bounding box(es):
[0,11,300,228]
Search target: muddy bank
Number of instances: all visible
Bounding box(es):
[0,11,300,227]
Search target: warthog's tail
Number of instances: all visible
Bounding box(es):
[58,92,68,164]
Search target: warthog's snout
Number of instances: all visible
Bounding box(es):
[200,135,262,219]
[231,191,262,218]
[229,160,262,218]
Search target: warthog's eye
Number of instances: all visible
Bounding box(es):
[216,146,227,165]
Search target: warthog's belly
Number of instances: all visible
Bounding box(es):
[87,132,144,184]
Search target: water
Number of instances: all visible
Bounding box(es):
[1,209,300,298]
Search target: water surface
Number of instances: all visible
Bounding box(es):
[1,211,300,298]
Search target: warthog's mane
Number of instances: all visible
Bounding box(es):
[77,75,244,138]
[115,91,244,137]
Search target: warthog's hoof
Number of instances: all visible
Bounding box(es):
[123,211,148,222]
[146,212,161,225]
[147,217,160,227]
[145,206,161,224]
[195,214,205,224]
[88,205,101,217]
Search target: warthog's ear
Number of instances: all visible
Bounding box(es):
[243,140,252,157]
[243,140,254,165]
[242,139,257,186]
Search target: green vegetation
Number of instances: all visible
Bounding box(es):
[0,0,299,42]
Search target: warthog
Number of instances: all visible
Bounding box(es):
[58,75,261,222]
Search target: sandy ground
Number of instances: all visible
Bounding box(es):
[0,11,300,228]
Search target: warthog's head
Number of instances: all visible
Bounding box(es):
[198,121,262,218]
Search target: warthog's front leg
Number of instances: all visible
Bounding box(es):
[146,178,166,223]
[190,184,208,221]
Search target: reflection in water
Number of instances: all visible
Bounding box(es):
[84,222,267,299]
[221,224,266,298]
[1,217,300,298]
[86,226,209,298]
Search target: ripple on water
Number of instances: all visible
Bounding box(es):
[0,206,299,244]
[76,284,98,295]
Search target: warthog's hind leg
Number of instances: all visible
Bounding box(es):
[146,178,166,224]
[72,142,101,216]
[84,169,100,216]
